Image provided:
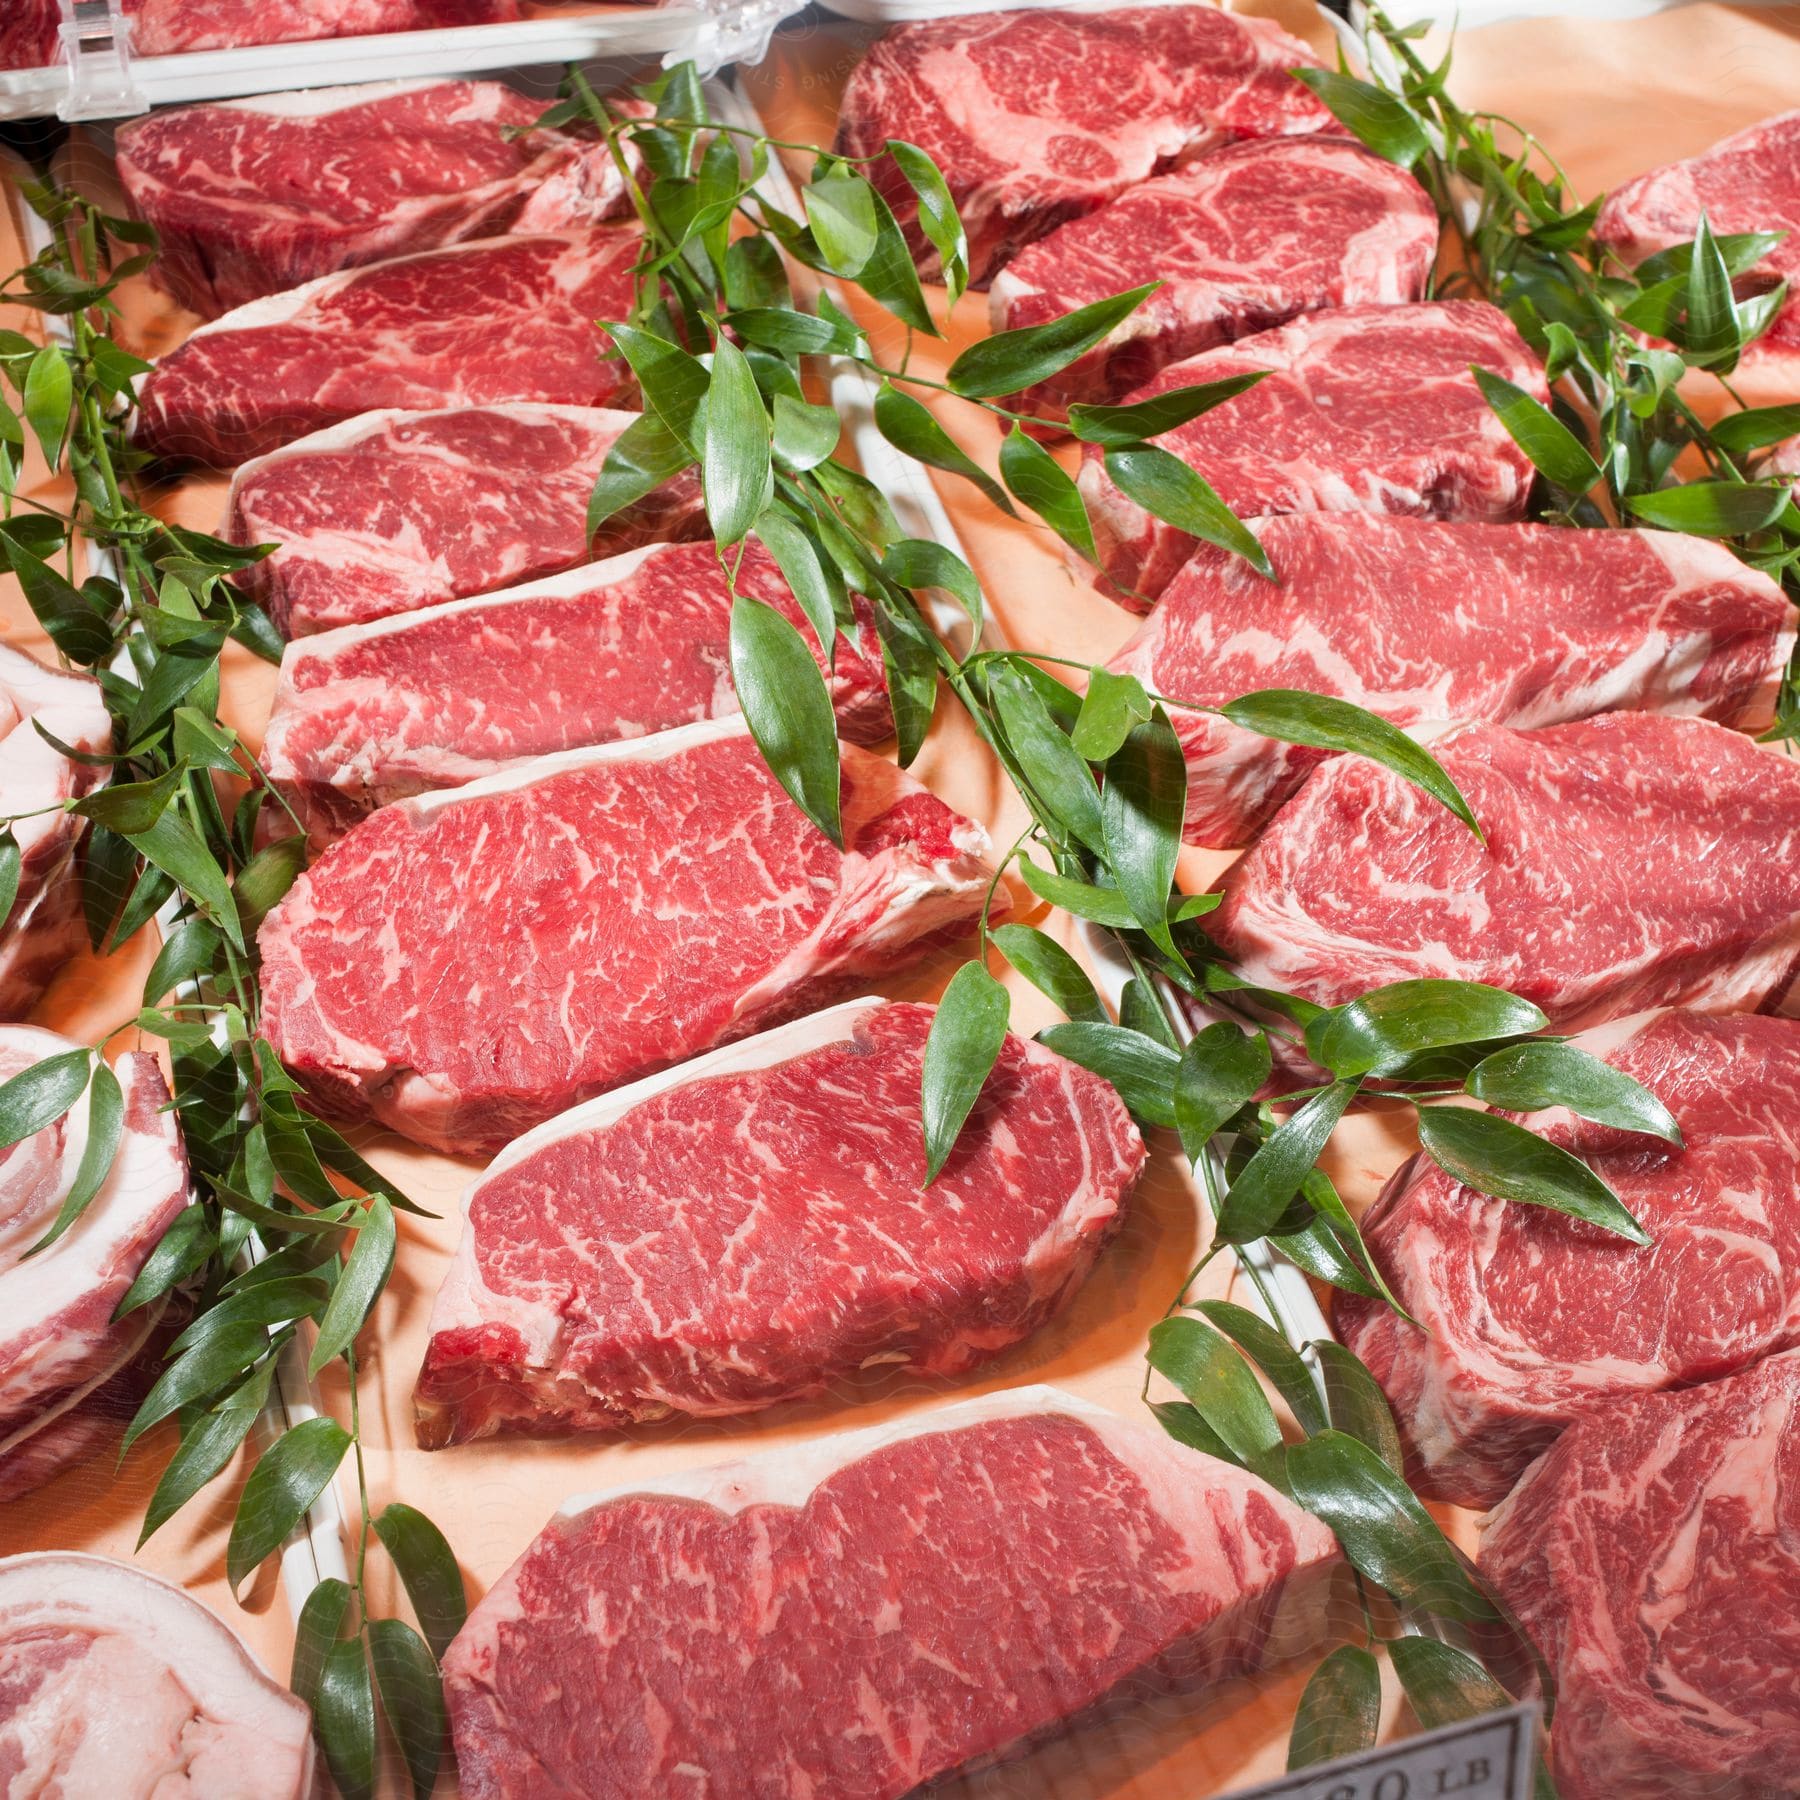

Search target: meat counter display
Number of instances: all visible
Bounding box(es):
[3,2,1800,1796]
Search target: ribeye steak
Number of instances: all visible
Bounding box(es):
[1210,712,1800,1037]
[0,1032,189,1503]
[0,643,112,1021]
[224,404,702,639]
[260,541,894,845]
[415,999,1144,1445]
[0,1553,313,1797]
[833,6,1331,286]
[989,137,1437,418]
[1340,1010,1800,1508]
[1107,513,1795,846]
[1481,1350,1800,1800]
[1081,301,1546,603]
[442,1387,1339,1799]
[257,718,994,1154]
[133,228,641,465]
[117,79,631,319]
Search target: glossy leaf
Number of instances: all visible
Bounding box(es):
[753,509,838,655]
[1017,857,1138,929]
[886,139,969,300]
[291,1577,352,1716]
[308,1196,396,1376]
[1036,1021,1179,1127]
[1100,706,1186,946]
[991,666,1104,852]
[0,832,17,933]
[1625,480,1791,536]
[368,1618,448,1800]
[1388,1636,1512,1731]
[990,922,1106,1024]
[947,284,1156,398]
[1101,444,1270,574]
[114,1205,215,1320]
[702,336,772,545]
[141,1358,275,1544]
[771,394,840,473]
[1288,1645,1383,1770]
[1312,1339,1406,1476]
[857,188,936,335]
[1146,1315,1284,1476]
[603,322,709,453]
[0,1047,89,1148]
[1710,402,1800,457]
[127,809,244,951]
[1173,1023,1271,1162]
[1070,669,1153,761]
[1195,1298,1327,1436]
[1681,212,1741,365]
[921,960,1011,1181]
[316,1637,378,1800]
[807,169,880,276]
[227,1415,352,1593]
[27,1059,122,1253]
[872,382,1013,514]
[1151,1399,1233,1460]
[730,593,843,848]
[1307,979,1548,1079]
[21,344,71,470]
[375,1503,469,1661]
[881,538,982,634]
[1294,67,1431,167]
[1474,365,1600,492]
[587,412,693,535]
[1213,1080,1359,1246]
[1067,372,1265,449]
[999,425,1098,560]
[1467,1038,1681,1143]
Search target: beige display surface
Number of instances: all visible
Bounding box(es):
[2,4,1797,1791]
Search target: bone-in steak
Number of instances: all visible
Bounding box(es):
[116,79,630,319]
[415,1000,1144,1445]
[989,137,1437,418]
[260,541,894,845]
[1481,1350,1800,1799]
[1340,1011,1800,1508]
[134,228,641,465]
[257,719,994,1154]
[442,1387,1339,1799]
[1107,513,1795,845]
[224,404,703,639]
[833,5,1331,287]
[1210,712,1800,1035]
[1081,302,1546,604]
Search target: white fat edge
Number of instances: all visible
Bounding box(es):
[181,78,450,120]
[0,1552,312,1743]
[1636,519,1795,605]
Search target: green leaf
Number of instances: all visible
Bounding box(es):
[990,922,1106,1023]
[873,382,1013,515]
[771,394,840,473]
[227,1415,352,1593]
[308,1196,396,1376]
[1150,1399,1233,1460]
[730,593,843,848]
[1473,365,1600,493]
[1222,690,1483,839]
[1467,1039,1681,1144]
[72,765,183,835]
[0,831,18,933]
[1286,1430,1497,1622]
[753,509,838,655]
[1312,1340,1406,1475]
[991,667,1103,853]
[140,1358,275,1544]
[374,1503,468,1661]
[1292,67,1431,167]
[1119,976,1177,1049]
[235,834,307,941]
[886,139,970,301]
[114,1205,214,1320]
[316,1636,378,1800]
[2,533,114,664]
[729,305,856,356]
[1637,229,1784,285]
[1147,1315,1284,1477]
[1682,213,1742,366]
[1195,1298,1328,1436]
[921,960,1011,1182]
[21,344,71,470]
[1071,669,1154,762]
[723,239,791,311]
[1288,1645,1383,1770]
[947,284,1157,398]
[702,336,772,546]
[1067,373,1266,449]
[603,322,709,454]
[1388,1636,1512,1731]
[1017,857,1137,929]
[27,1059,122,1253]
[1036,1021,1178,1127]
[1416,1106,1650,1242]
[881,539,982,635]
[291,1578,352,1717]
[871,589,939,766]
[0,1046,89,1147]
[1625,480,1791,536]
[1174,1023,1270,1161]
[1100,705,1186,951]
[1214,1080,1359,1246]
[858,189,937,336]
[1710,402,1800,457]
[587,412,693,536]
[368,1619,448,1800]
[1101,444,1271,574]
[998,425,1098,560]
[126,809,244,951]
[806,169,880,275]
[125,1321,274,1451]
[1307,979,1547,1079]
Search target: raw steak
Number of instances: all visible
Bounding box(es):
[133,228,642,466]
[0,644,112,1021]
[257,718,995,1154]
[415,1000,1145,1444]
[1339,1011,1800,1508]
[1481,1350,1800,1799]
[1210,712,1800,1036]
[1597,110,1800,381]
[442,1387,1340,1798]
[260,541,895,845]
[0,1033,190,1503]
[1106,513,1795,846]
[1081,302,1546,604]
[0,1553,313,1797]
[117,80,632,319]
[989,137,1437,418]
[224,405,704,639]
[833,6,1332,286]
[2,0,519,66]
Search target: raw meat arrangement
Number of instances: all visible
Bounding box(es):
[1481,1350,1800,1800]
[0,644,112,1021]
[116,80,632,319]
[1211,712,1800,1035]
[224,404,704,637]
[132,228,643,465]
[1107,513,1795,845]
[0,1033,190,1503]
[442,1387,1340,1798]
[1598,109,1800,379]
[415,1000,1145,1444]
[989,137,1438,416]
[1081,302,1547,603]
[257,719,995,1154]
[259,541,895,844]
[0,1553,314,1797]
[1340,1011,1800,1508]
[833,6,1332,285]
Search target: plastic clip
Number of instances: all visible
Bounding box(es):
[688,0,805,80]
[57,0,143,123]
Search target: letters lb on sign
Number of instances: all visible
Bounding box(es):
[1217,1702,1541,1800]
